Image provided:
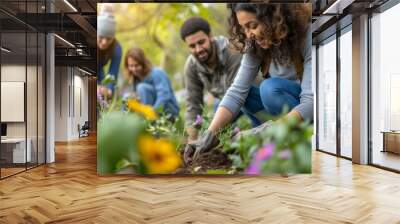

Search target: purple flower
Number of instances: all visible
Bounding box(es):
[278,149,292,160]
[246,164,260,174]
[193,115,203,127]
[245,143,275,175]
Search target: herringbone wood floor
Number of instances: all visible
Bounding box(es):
[0,135,399,224]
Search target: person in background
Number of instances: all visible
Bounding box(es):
[123,47,180,118]
[97,12,122,97]
[184,3,313,163]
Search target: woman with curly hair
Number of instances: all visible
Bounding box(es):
[184,3,313,163]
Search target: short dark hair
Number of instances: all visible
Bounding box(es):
[180,17,211,41]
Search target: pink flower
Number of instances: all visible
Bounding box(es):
[246,164,260,174]
[245,143,275,175]
[255,144,274,161]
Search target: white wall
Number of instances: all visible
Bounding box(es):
[54,67,89,141]
[55,66,69,141]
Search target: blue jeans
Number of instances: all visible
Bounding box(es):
[242,77,301,126]
[137,83,179,117]
[214,98,257,127]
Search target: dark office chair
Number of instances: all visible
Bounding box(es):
[78,121,90,138]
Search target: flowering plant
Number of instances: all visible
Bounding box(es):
[227,116,313,174]
[97,111,181,174]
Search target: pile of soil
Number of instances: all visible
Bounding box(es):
[174,148,232,174]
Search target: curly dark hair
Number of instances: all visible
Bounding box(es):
[227,3,311,78]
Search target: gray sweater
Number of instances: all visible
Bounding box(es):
[219,27,313,122]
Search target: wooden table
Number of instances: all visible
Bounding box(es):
[381,131,400,154]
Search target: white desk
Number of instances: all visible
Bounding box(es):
[1,138,31,163]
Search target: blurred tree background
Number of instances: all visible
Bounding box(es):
[105,3,229,91]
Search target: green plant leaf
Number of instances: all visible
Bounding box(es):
[206,169,229,174]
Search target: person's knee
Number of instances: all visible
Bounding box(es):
[259,78,286,114]
[260,78,282,101]
[136,83,156,105]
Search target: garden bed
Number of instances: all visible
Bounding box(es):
[174,148,233,174]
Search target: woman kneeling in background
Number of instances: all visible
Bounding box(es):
[122,47,180,118]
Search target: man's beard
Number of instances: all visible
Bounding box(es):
[194,45,213,63]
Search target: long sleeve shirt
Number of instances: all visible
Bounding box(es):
[219,26,313,122]
[98,41,122,92]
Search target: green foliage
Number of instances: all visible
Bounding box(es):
[234,116,253,131]
[111,3,229,90]
[101,74,116,86]
[260,117,313,174]
[146,113,186,152]
[193,105,236,152]
[97,111,146,174]
[206,169,230,174]
[227,133,262,170]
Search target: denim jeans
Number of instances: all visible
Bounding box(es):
[214,98,256,127]
[137,83,179,117]
[241,77,301,126]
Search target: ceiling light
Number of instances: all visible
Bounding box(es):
[54,34,75,48]
[322,0,355,15]
[78,67,92,76]
[63,0,78,12]
[1,47,11,53]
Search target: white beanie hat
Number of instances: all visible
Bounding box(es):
[97,13,116,38]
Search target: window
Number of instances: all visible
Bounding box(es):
[339,27,352,158]
[371,2,400,171]
[317,36,337,154]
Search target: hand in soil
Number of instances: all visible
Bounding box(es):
[183,143,196,164]
[183,130,219,164]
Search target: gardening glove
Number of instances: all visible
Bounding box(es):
[233,120,274,141]
[192,130,219,163]
[183,142,196,165]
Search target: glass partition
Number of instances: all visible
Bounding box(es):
[1,29,28,178]
[0,0,46,179]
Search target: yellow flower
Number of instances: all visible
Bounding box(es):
[138,135,181,174]
[127,99,158,120]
